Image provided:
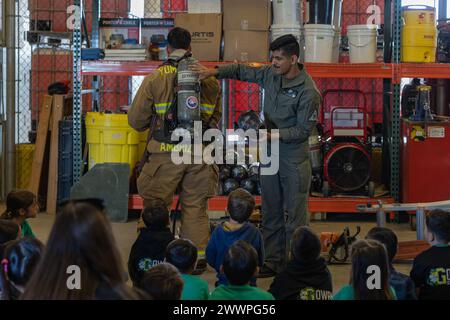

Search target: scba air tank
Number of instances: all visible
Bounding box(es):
[177,57,201,133]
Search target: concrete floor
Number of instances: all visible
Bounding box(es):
[13,210,417,295]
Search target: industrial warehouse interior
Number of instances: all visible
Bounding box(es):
[0,0,449,305]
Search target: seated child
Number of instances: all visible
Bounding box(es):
[140,262,184,300]
[0,220,20,247]
[209,240,274,300]
[206,188,264,286]
[366,227,416,300]
[165,239,209,300]
[410,209,450,300]
[0,238,44,300]
[128,199,174,287]
[333,239,397,300]
[1,190,38,238]
[269,226,333,300]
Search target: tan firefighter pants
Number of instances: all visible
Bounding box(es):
[137,153,219,253]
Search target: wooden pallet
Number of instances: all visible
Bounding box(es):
[29,95,53,195]
[28,94,67,214]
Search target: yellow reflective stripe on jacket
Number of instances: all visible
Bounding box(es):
[155,103,216,115]
[155,103,171,114]
[200,104,215,115]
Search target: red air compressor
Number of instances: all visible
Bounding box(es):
[318,89,374,197]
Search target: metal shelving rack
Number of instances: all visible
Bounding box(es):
[73,0,83,184]
[82,61,394,78]
[72,0,448,206]
[391,0,402,201]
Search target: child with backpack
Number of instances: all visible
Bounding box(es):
[0,238,44,300]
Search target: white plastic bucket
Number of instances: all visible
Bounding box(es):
[271,24,304,62]
[304,24,335,63]
[332,28,341,63]
[271,24,302,43]
[273,0,302,25]
[347,24,378,63]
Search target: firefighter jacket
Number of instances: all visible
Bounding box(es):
[217,63,321,162]
[128,49,222,154]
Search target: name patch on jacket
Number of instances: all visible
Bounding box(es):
[160,143,192,153]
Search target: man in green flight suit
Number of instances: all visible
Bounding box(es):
[192,34,321,277]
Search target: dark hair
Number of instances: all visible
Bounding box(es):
[291,226,321,263]
[21,200,137,300]
[165,239,198,274]
[350,239,395,300]
[366,227,398,263]
[142,199,170,230]
[167,27,191,50]
[269,34,300,58]
[0,238,44,300]
[1,190,37,219]
[426,209,450,242]
[0,220,20,245]
[140,262,184,300]
[222,240,258,286]
[227,188,255,223]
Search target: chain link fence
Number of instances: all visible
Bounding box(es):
[15,0,34,189]
[13,1,131,190]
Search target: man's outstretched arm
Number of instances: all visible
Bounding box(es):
[191,63,270,88]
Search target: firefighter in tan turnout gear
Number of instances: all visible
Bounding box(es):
[128,27,221,273]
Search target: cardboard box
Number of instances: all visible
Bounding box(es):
[99,18,140,49]
[175,13,222,61]
[223,0,271,31]
[224,30,269,62]
[140,18,174,47]
[188,0,221,13]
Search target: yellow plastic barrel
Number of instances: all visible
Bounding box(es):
[15,143,35,189]
[401,5,437,62]
[85,112,141,171]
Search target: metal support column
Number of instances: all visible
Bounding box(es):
[376,209,386,228]
[391,0,402,201]
[416,208,426,241]
[5,0,16,193]
[382,0,392,190]
[437,1,449,117]
[73,0,83,183]
[438,0,447,24]
[91,0,101,111]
